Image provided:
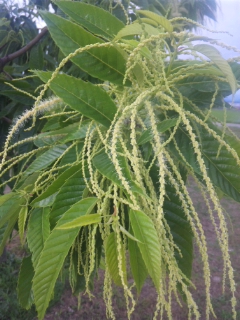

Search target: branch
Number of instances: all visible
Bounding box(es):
[1,117,12,124]
[0,27,48,73]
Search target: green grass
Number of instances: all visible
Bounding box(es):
[211,108,240,124]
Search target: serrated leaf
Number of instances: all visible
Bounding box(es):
[27,208,50,270]
[23,145,67,178]
[56,1,124,39]
[32,197,97,320]
[63,121,93,142]
[29,44,44,70]
[138,118,178,145]
[128,226,148,294]
[172,125,240,202]
[92,150,145,196]
[129,210,161,292]
[0,214,18,255]
[35,72,117,128]
[18,206,28,246]
[16,172,40,192]
[115,23,160,39]
[137,10,173,32]
[1,90,35,105]
[59,143,83,167]
[0,193,18,219]
[31,162,82,205]
[32,193,57,208]
[119,225,141,243]
[183,66,224,77]
[193,44,237,94]
[41,11,128,85]
[17,256,34,309]
[0,193,23,228]
[106,232,127,286]
[37,120,94,145]
[50,166,89,226]
[137,18,159,27]
[34,133,67,148]
[164,183,193,280]
[57,213,101,229]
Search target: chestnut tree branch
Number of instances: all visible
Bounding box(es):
[0,26,48,73]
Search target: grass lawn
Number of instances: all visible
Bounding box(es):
[212,108,240,124]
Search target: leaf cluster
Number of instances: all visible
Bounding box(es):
[0,2,240,320]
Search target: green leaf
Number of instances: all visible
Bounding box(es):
[149,163,193,282]
[128,226,148,294]
[121,39,152,59]
[16,172,40,192]
[29,44,44,70]
[63,121,94,142]
[138,118,178,145]
[0,193,15,205]
[32,197,97,320]
[119,225,141,243]
[35,72,117,128]
[92,150,145,196]
[183,66,224,77]
[137,10,173,32]
[32,193,58,208]
[106,232,127,286]
[34,133,67,148]
[137,18,159,27]
[0,193,23,228]
[56,1,124,39]
[31,162,83,205]
[35,120,94,147]
[27,208,50,270]
[57,213,101,229]
[172,126,240,202]
[0,215,18,255]
[59,143,83,167]
[41,11,128,85]
[164,181,193,280]
[50,166,89,226]
[17,256,34,309]
[115,23,160,39]
[18,206,28,246]
[1,90,35,105]
[129,210,161,292]
[23,145,67,178]
[193,44,237,94]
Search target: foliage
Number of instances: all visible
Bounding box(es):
[0,252,37,320]
[129,0,218,25]
[0,0,218,190]
[0,2,240,320]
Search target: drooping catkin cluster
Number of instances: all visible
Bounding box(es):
[1,20,239,320]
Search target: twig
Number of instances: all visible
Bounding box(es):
[0,27,48,73]
[1,117,12,124]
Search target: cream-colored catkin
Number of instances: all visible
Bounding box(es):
[0,97,61,172]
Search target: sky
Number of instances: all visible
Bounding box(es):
[198,0,240,104]
[197,0,240,60]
